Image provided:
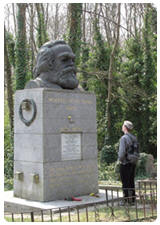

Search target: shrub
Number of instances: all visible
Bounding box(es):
[100,142,119,164]
[98,161,121,183]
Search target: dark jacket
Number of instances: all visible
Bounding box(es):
[118,133,137,165]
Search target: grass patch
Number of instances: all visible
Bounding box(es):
[5,203,157,222]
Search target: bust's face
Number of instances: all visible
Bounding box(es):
[53,45,75,73]
[42,44,79,89]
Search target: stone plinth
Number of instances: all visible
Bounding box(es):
[14,88,98,201]
[5,190,111,214]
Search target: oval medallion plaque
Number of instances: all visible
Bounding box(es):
[19,99,37,126]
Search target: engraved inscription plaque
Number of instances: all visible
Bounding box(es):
[61,133,81,160]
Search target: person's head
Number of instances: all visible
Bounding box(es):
[122,120,133,133]
[33,40,79,89]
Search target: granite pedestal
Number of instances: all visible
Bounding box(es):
[14,88,98,201]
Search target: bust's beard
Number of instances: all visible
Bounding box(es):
[56,66,79,89]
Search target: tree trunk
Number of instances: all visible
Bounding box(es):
[106,3,121,132]
[4,26,14,133]
[40,4,48,43]
[101,4,111,45]
[82,3,86,43]
[133,4,137,36]
[68,3,82,65]
[54,3,59,40]
[45,3,49,29]
[12,3,17,35]
[16,3,27,90]
[29,4,35,76]
[35,3,43,48]
[35,3,48,48]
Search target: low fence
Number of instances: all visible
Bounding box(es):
[4,180,157,222]
[99,179,157,206]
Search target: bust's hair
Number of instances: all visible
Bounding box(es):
[33,40,67,78]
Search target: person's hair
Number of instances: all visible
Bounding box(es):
[33,40,67,78]
[123,120,133,131]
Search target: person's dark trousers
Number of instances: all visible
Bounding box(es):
[120,163,136,203]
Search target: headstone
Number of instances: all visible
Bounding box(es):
[14,88,98,201]
[145,154,156,177]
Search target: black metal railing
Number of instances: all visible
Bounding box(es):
[4,180,157,222]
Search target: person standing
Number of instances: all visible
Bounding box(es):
[118,121,139,205]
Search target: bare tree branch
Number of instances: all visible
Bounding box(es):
[83,7,136,38]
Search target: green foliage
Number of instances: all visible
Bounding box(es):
[100,141,118,164]
[86,24,112,151]
[4,98,14,182]
[140,6,157,156]
[118,22,157,157]
[119,37,145,147]
[87,78,107,150]
[98,161,120,182]
[92,19,111,71]
[79,43,90,90]
[99,152,155,183]
[25,42,35,82]
[89,17,123,152]
[4,178,13,191]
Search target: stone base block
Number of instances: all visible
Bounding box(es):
[14,88,98,201]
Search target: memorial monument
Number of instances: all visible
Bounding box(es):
[14,40,98,201]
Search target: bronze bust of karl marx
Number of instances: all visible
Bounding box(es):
[25,40,79,90]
